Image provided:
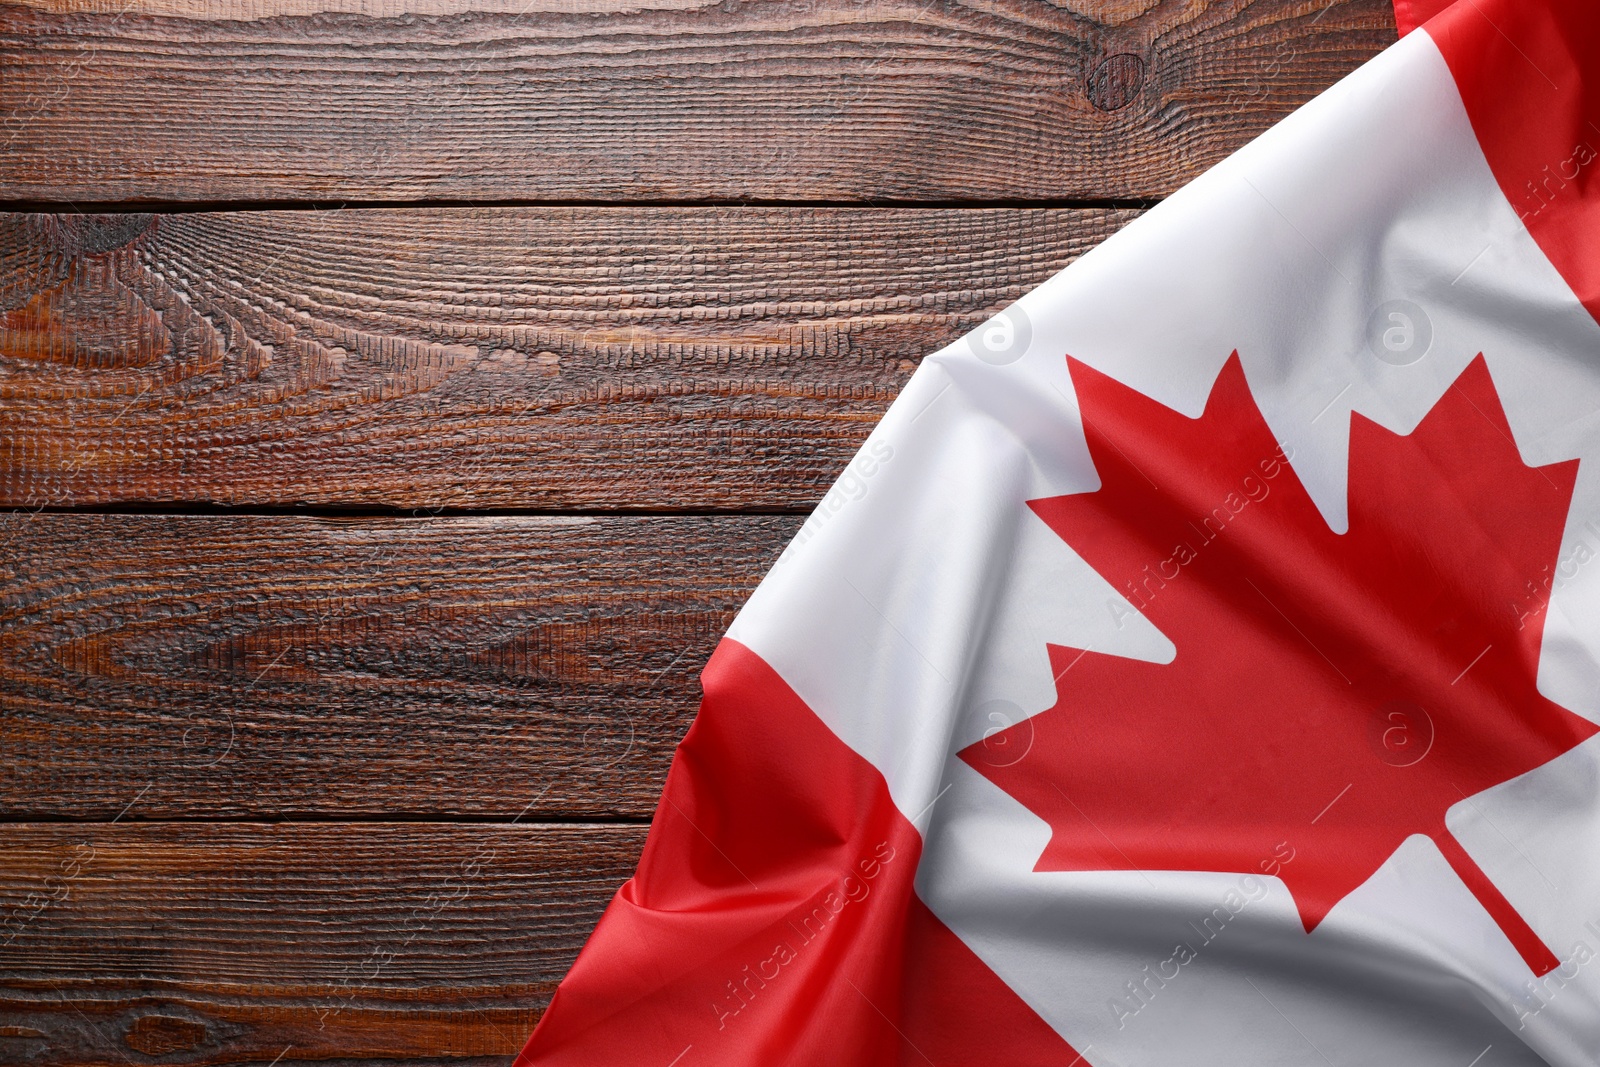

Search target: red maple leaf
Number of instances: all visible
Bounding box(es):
[960,353,1597,976]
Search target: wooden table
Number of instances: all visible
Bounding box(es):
[0,2,1396,1064]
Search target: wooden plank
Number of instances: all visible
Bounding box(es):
[0,0,1395,203]
[0,822,643,1067]
[0,513,796,820]
[1,205,1130,509]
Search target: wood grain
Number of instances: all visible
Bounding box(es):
[0,513,796,820]
[0,822,644,1067]
[0,3,1409,1066]
[0,0,1395,203]
[0,206,1130,509]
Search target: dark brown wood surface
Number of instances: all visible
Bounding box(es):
[0,513,795,820]
[0,0,1394,204]
[0,2,1399,1064]
[0,207,1129,509]
[0,822,645,1067]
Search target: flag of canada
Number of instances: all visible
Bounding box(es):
[521,2,1600,1063]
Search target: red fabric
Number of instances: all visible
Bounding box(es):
[1393,0,1457,37]
[517,638,1079,1065]
[964,354,1590,977]
[1426,0,1600,322]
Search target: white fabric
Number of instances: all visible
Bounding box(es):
[729,26,1600,1066]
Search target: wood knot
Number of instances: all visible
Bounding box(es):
[1086,52,1146,112]
[0,213,157,314]
[122,1014,208,1057]
[49,213,156,259]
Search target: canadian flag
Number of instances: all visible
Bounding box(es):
[519,1,1600,1063]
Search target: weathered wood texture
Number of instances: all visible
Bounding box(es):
[0,513,795,820]
[0,206,1133,509]
[0,4,1404,1065]
[0,0,1395,203]
[0,822,645,1067]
